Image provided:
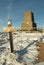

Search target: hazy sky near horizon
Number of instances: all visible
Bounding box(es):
[0,0,44,31]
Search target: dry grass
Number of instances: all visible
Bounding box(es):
[36,43,44,62]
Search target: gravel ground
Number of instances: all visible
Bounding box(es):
[35,62,44,65]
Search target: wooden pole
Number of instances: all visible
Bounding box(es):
[9,32,14,53]
[8,19,14,53]
[4,19,14,53]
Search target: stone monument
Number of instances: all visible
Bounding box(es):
[21,11,37,31]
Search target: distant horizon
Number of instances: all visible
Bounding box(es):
[0,0,44,32]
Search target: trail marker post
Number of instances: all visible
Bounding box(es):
[4,19,15,53]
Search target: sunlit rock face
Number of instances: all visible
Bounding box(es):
[0,32,44,65]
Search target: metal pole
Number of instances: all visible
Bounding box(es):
[9,32,14,53]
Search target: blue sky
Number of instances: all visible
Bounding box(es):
[0,0,44,32]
